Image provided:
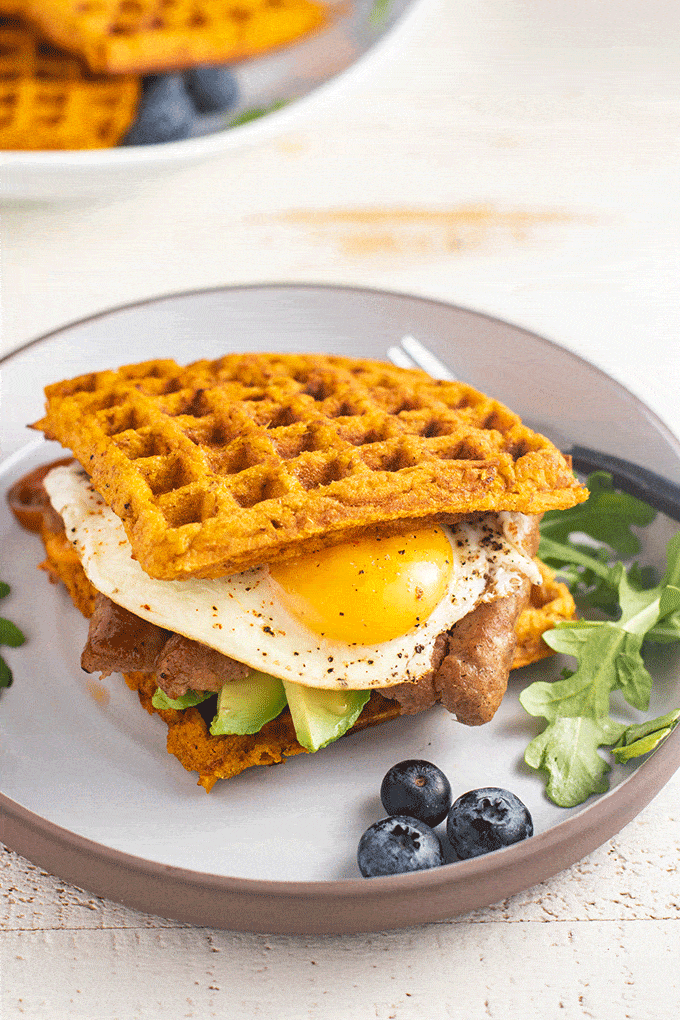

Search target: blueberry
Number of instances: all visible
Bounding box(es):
[357,815,444,878]
[122,75,195,145]
[446,787,533,859]
[380,759,452,828]
[184,66,239,113]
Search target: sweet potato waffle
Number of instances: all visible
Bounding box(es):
[21,501,576,790]
[13,0,327,76]
[33,353,588,581]
[512,558,576,669]
[126,668,403,791]
[0,18,140,149]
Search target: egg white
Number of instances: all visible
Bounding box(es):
[44,462,541,691]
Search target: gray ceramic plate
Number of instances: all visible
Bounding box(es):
[2,284,679,933]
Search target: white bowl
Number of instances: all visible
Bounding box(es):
[0,0,425,202]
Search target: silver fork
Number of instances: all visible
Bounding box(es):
[386,336,456,380]
[387,335,680,522]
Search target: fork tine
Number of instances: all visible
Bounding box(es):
[399,336,457,380]
[386,345,418,371]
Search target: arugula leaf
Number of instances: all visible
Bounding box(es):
[539,473,665,617]
[0,618,25,648]
[540,471,656,557]
[649,613,680,644]
[0,580,25,691]
[151,687,213,711]
[370,0,392,26]
[228,99,288,128]
[0,657,13,690]
[612,710,680,764]
[522,479,680,807]
[539,535,618,581]
[524,715,624,808]
[525,623,636,719]
[538,535,624,615]
[647,535,680,642]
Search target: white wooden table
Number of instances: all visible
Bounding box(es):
[2,0,680,1015]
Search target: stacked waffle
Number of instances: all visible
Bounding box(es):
[0,18,140,147]
[0,0,326,148]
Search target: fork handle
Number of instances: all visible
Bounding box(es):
[568,445,680,523]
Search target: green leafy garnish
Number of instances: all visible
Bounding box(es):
[0,657,13,689]
[522,475,680,807]
[228,99,289,128]
[0,580,26,690]
[539,472,659,614]
[612,710,680,764]
[370,0,393,27]
[151,687,213,711]
[540,472,657,556]
[0,617,25,648]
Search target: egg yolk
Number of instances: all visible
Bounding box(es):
[268,526,454,644]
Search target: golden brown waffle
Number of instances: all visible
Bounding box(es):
[513,559,576,668]
[13,489,575,789]
[34,353,588,580]
[134,674,403,792]
[0,18,140,149]
[16,0,326,76]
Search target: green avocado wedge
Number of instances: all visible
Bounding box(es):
[210,670,287,736]
[282,680,371,752]
[152,671,372,750]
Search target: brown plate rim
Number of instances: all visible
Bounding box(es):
[2,282,679,934]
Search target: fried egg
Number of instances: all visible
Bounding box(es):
[44,462,541,691]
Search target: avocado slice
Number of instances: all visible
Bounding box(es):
[209,670,287,736]
[282,680,371,752]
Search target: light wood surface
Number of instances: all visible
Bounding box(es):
[2,0,680,1016]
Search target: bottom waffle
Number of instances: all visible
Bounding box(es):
[21,488,576,790]
[513,559,577,669]
[126,669,403,792]
[0,18,140,149]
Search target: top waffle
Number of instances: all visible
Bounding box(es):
[10,0,327,75]
[33,352,588,580]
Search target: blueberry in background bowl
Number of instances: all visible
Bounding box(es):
[185,66,239,113]
[122,75,197,145]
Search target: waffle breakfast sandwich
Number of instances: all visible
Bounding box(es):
[11,352,586,790]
